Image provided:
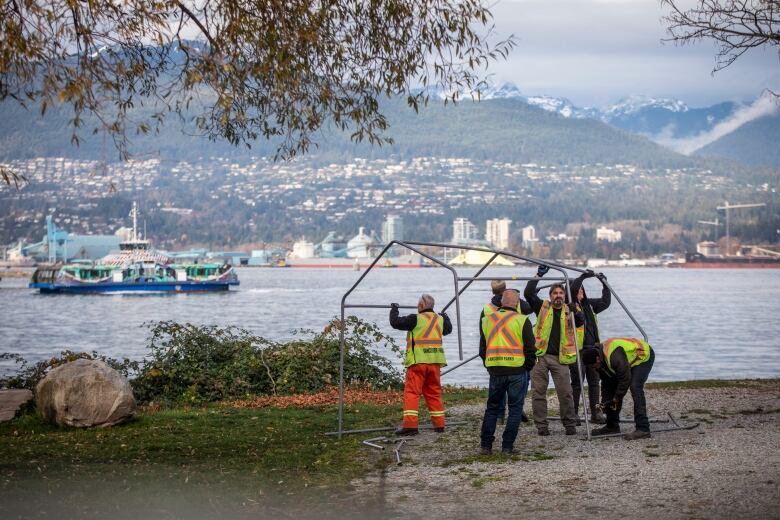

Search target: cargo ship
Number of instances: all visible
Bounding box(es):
[29,204,239,293]
[669,242,780,268]
[669,252,780,269]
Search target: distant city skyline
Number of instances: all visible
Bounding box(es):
[487,0,778,108]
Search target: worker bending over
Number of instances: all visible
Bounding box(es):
[390,294,452,436]
[524,264,584,436]
[478,289,536,454]
[582,337,655,440]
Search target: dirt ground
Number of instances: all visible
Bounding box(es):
[350,380,780,520]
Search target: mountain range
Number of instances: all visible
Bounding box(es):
[0,82,778,169]
[437,84,780,167]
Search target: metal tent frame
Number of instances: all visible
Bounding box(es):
[337,240,649,440]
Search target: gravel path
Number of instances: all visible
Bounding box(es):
[350,380,780,520]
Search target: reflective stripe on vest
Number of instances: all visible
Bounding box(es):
[405,312,447,367]
[533,300,577,364]
[602,337,652,374]
[482,309,527,368]
[483,303,499,317]
[575,303,599,349]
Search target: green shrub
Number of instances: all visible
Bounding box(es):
[132,316,403,405]
[1,317,403,406]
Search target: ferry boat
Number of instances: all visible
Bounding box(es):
[29,204,239,293]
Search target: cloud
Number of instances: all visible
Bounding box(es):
[657,94,780,154]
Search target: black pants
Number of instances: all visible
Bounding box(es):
[569,352,600,414]
[601,350,655,432]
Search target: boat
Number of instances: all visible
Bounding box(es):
[668,252,780,269]
[29,203,240,293]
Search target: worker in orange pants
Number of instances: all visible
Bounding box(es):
[390,293,452,435]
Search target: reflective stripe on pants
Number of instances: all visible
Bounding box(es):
[403,363,445,428]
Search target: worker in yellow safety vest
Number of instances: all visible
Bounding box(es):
[480,279,532,424]
[581,337,655,440]
[478,289,536,455]
[390,293,452,436]
[524,264,584,436]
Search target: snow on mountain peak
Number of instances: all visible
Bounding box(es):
[605,95,689,117]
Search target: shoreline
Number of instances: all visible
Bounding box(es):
[1,379,778,519]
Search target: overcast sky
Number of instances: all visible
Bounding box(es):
[486,0,779,108]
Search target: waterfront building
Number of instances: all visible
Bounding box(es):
[596,226,623,243]
[382,214,404,243]
[522,225,538,248]
[453,218,480,244]
[486,218,511,250]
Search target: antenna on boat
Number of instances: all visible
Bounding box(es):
[131,202,138,242]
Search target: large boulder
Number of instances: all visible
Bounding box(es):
[36,359,136,427]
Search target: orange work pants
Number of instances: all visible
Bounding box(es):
[402,363,445,429]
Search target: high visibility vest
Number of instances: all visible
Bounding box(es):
[481,309,527,368]
[534,300,577,364]
[484,301,529,317]
[575,303,599,349]
[405,311,447,367]
[483,303,499,317]
[602,337,652,375]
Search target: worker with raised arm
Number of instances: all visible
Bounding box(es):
[390,294,452,436]
[478,289,536,454]
[581,337,655,440]
[568,270,611,424]
[524,264,584,436]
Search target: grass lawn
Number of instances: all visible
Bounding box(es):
[0,387,486,518]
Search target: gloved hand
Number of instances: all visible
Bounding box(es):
[567,302,577,313]
[390,302,399,310]
[584,269,596,278]
[597,273,607,282]
[609,398,620,411]
[536,264,549,277]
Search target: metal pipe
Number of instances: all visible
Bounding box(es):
[456,277,566,282]
[591,422,700,439]
[441,252,498,314]
[362,439,385,450]
[344,304,417,309]
[338,241,398,439]
[600,278,648,342]
[397,241,464,360]
[440,354,480,377]
[324,421,467,436]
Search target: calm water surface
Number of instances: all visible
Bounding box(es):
[1,267,778,385]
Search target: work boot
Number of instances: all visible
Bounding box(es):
[537,427,550,436]
[565,426,577,436]
[623,430,651,441]
[480,446,493,456]
[521,412,530,423]
[501,447,515,455]
[394,427,419,436]
[434,427,445,433]
[590,408,607,424]
[591,425,620,436]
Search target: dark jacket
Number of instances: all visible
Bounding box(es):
[599,348,631,400]
[524,277,584,357]
[390,307,453,336]
[479,306,536,376]
[570,274,611,346]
